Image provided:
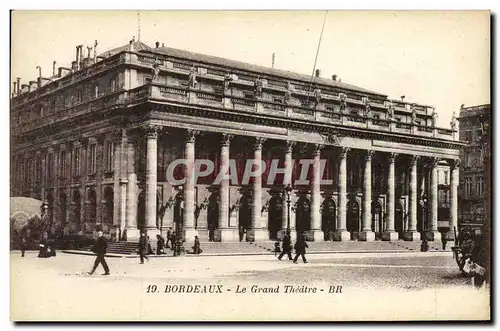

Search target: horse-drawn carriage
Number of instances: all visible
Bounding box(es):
[451,222,484,272]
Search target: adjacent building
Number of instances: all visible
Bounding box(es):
[458,104,491,224]
[10,38,464,243]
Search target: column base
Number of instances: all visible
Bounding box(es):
[306,230,324,242]
[403,231,421,241]
[124,228,141,241]
[425,231,441,241]
[359,231,375,242]
[445,230,456,242]
[333,230,351,242]
[184,228,199,243]
[382,231,399,241]
[219,228,239,242]
[246,228,269,242]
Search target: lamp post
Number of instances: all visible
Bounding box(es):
[174,199,185,256]
[285,184,293,234]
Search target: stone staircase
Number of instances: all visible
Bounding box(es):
[76,241,139,255]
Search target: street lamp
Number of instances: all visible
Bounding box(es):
[174,199,185,256]
[285,184,293,234]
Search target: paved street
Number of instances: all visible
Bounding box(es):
[10,251,490,321]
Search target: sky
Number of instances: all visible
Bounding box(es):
[10,10,490,128]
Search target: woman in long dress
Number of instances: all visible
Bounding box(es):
[38,232,51,258]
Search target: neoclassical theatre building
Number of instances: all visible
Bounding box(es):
[10,39,464,242]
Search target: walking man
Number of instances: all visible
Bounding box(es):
[89,227,110,276]
[139,231,149,264]
[441,233,448,251]
[165,228,172,248]
[278,231,293,261]
[293,233,308,264]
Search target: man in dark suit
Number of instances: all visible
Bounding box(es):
[89,228,110,275]
[293,233,309,264]
[139,231,149,264]
[277,231,293,261]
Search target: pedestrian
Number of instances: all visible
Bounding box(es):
[165,228,172,248]
[278,232,293,261]
[170,231,176,251]
[239,226,244,242]
[293,233,308,264]
[20,235,27,257]
[441,233,448,251]
[88,228,110,276]
[421,236,429,252]
[139,232,149,264]
[156,234,166,255]
[147,236,154,255]
[192,236,203,254]
[37,231,51,258]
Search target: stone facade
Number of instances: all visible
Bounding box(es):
[10,40,464,242]
[458,104,490,224]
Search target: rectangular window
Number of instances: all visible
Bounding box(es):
[477,177,484,196]
[59,150,67,178]
[273,97,284,104]
[88,144,97,174]
[444,171,449,185]
[105,142,114,172]
[465,130,472,142]
[73,147,81,176]
[47,154,54,181]
[465,177,472,197]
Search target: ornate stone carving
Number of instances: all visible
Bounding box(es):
[254,77,263,98]
[388,152,398,163]
[450,111,458,131]
[312,144,324,156]
[284,81,294,103]
[339,93,347,112]
[253,137,267,150]
[428,156,440,168]
[145,125,161,139]
[387,102,394,119]
[411,103,418,124]
[188,66,198,89]
[313,87,321,104]
[185,129,199,143]
[431,107,438,127]
[364,150,374,162]
[221,133,234,147]
[448,159,460,169]
[152,59,161,82]
[320,130,343,146]
[409,155,420,167]
[340,147,350,158]
[224,72,234,89]
[285,140,296,153]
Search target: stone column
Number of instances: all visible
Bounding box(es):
[383,153,398,241]
[219,133,237,242]
[334,147,350,241]
[310,144,324,241]
[359,150,375,241]
[447,159,459,240]
[280,141,295,239]
[404,155,421,241]
[426,157,441,241]
[40,151,46,200]
[119,131,128,240]
[247,137,268,242]
[183,129,198,242]
[145,125,160,236]
[125,135,139,240]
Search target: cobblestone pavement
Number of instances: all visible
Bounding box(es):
[10,251,489,321]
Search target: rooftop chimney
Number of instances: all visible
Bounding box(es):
[332,74,337,81]
[36,66,42,87]
[315,69,320,78]
[13,81,17,96]
[400,95,405,102]
[52,61,57,77]
[155,41,160,48]
[24,83,31,92]
[162,43,165,47]
[16,77,20,95]
[94,40,98,62]
[75,45,79,70]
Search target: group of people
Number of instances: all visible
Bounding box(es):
[276,232,309,264]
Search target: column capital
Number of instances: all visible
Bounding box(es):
[185,129,200,143]
[221,133,234,147]
[94,135,106,145]
[145,125,161,139]
[285,140,296,153]
[312,143,324,156]
[427,156,440,168]
[364,150,374,162]
[409,155,420,166]
[340,147,350,158]
[448,159,460,169]
[388,152,398,163]
[253,137,267,150]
